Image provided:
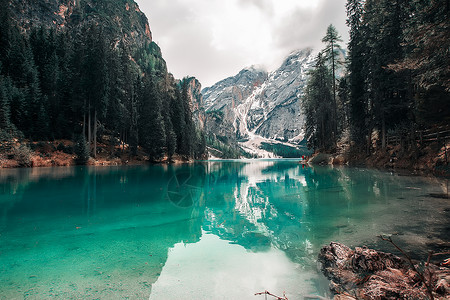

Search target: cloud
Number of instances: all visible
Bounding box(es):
[136,0,348,88]
[238,0,274,16]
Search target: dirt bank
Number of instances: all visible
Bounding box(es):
[308,140,450,176]
[0,140,192,168]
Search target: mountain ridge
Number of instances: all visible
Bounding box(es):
[202,48,315,157]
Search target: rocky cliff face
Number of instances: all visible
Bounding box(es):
[202,49,315,155]
[8,0,153,48]
[183,77,205,129]
[8,0,77,30]
[251,49,315,141]
[7,0,168,77]
[203,67,268,143]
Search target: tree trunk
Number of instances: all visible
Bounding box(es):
[411,124,418,160]
[367,124,373,155]
[321,117,325,150]
[121,130,124,153]
[445,139,448,165]
[331,40,338,147]
[93,109,97,158]
[88,101,91,156]
[83,99,86,138]
[381,112,386,150]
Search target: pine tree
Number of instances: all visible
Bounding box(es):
[8,78,26,135]
[180,78,195,157]
[83,24,109,157]
[105,45,125,151]
[302,52,334,151]
[162,94,177,160]
[22,42,47,139]
[139,75,166,161]
[171,84,187,154]
[321,24,343,143]
[118,41,137,153]
[346,0,367,148]
[34,102,49,140]
[0,1,205,161]
[69,29,87,138]
[0,0,11,71]
[195,130,206,159]
[166,125,177,159]
[160,74,178,160]
[389,0,450,126]
[74,134,90,165]
[54,31,74,138]
[363,0,411,150]
[0,74,12,131]
[392,0,449,92]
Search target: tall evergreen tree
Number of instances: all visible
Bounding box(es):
[162,91,177,160]
[180,79,196,157]
[139,75,166,160]
[321,24,343,143]
[83,24,109,157]
[8,78,26,136]
[171,84,187,154]
[160,74,179,160]
[302,52,334,151]
[346,0,367,147]
[0,1,206,162]
[362,0,410,150]
[392,0,449,92]
[54,31,74,138]
[118,41,137,153]
[105,44,125,151]
[0,74,12,132]
[22,41,47,139]
[389,0,450,125]
[0,0,11,71]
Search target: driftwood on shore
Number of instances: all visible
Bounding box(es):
[318,242,450,299]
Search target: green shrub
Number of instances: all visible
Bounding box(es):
[13,145,33,167]
[57,142,73,154]
[74,135,90,165]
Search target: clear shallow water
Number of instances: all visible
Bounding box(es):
[0,161,449,299]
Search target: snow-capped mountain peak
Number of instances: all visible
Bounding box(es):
[202,48,315,157]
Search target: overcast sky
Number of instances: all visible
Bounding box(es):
[135,0,349,88]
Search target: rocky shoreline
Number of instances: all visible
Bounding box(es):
[318,242,450,299]
[0,140,194,168]
[308,145,450,177]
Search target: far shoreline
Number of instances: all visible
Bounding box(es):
[1,154,448,179]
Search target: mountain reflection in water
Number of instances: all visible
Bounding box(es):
[0,161,448,299]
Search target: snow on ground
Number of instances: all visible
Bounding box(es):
[288,130,305,144]
[239,135,279,158]
[230,80,304,158]
[238,133,304,159]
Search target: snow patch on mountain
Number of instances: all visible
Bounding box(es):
[202,49,315,157]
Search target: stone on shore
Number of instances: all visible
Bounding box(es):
[318,242,450,299]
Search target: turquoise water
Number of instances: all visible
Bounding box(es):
[0,160,449,299]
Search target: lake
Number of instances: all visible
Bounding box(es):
[0,160,449,299]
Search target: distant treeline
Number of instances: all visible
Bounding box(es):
[260,142,311,158]
[0,1,205,162]
[303,0,449,153]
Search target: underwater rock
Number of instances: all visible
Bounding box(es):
[318,242,450,299]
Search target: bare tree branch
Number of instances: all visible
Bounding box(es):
[255,290,288,300]
[378,235,434,300]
